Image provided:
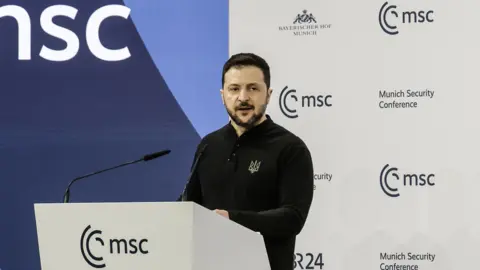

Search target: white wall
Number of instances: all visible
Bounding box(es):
[229,0,480,269]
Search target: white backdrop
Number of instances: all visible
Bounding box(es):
[229,0,480,269]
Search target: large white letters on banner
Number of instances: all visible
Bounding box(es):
[229,0,480,269]
[0,4,131,61]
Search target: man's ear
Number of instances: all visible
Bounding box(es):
[220,89,225,105]
[266,88,273,104]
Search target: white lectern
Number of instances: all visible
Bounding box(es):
[34,202,270,270]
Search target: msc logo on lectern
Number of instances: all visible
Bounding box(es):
[380,164,435,197]
[80,225,149,268]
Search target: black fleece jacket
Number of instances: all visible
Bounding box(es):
[180,115,314,270]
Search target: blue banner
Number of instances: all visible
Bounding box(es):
[0,1,228,269]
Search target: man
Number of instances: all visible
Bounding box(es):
[180,53,314,270]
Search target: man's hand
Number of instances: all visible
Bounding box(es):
[214,209,229,219]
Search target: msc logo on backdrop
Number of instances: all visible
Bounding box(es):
[380,164,435,197]
[0,4,131,61]
[81,225,148,268]
[379,2,434,35]
[279,86,332,118]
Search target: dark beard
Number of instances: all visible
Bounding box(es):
[226,104,267,129]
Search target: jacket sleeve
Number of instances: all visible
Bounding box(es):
[176,142,204,204]
[228,140,314,238]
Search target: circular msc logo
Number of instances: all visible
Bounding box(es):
[378,2,435,35]
[379,2,399,35]
[380,164,435,198]
[80,225,106,268]
[380,164,400,197]
[79,224,149,268]
[278,85,332,119]
[279,85,298,118]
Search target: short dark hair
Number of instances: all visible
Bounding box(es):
[222,53,271,89]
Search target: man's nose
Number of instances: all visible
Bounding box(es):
[238,89,250,101]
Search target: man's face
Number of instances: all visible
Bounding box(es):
[221,66,272,129]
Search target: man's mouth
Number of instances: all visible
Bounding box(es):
[237,107,253,111]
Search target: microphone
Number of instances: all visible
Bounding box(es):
[180,144,208,201]
[62,149,171,203]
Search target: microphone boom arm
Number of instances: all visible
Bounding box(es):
[63,158,143,203]
[62,149,171,203]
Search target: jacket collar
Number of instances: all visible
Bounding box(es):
[224,114,274,140]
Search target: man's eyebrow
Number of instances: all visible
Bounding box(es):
[228,82,261,86]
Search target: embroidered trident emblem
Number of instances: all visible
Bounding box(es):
[248,160,261,174]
